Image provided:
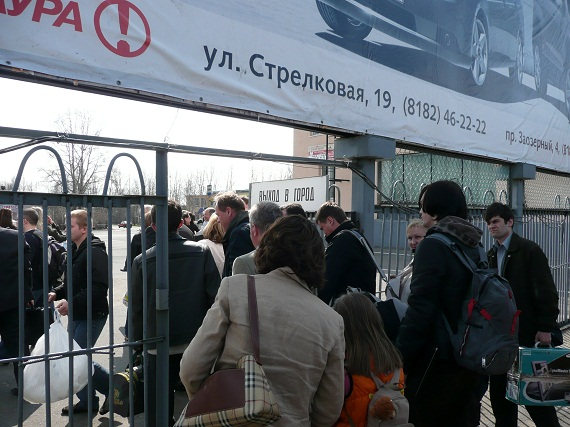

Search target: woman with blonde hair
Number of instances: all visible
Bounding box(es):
[386,218,427,303]
[196,212,225,277]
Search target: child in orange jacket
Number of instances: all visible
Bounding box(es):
[334,293,409,427]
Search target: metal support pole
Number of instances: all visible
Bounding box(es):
[509,163,536,235]
[335,135,396,246]
[351,159,376,243]
[155,150,170,426]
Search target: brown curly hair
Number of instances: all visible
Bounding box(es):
[255,215,325,289]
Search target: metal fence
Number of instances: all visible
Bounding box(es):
[0,145,170,426]
[374,152,570,325]
[1,133,569,425]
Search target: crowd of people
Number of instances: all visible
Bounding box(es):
[0,180,562,427]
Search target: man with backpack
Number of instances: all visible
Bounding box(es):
[22,208,46,303]
[315,202,376,304]
[22,208,66,304]
[484,202,560,427]
[395,181,484,427]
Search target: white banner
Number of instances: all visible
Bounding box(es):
[1,0,569,173]
[250,176,328,212]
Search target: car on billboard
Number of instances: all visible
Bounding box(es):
[315,0,524,88]
[532,0,570,118]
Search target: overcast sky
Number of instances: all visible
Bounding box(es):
[0,77,294,193]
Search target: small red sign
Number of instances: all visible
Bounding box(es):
[94,0,151,58]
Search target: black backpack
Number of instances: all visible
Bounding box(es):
[428,233,520,375]
[34,230,67,286]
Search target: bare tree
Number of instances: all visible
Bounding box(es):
[42,111,105,194]
[109,168,125,195]
[224,166,235,191]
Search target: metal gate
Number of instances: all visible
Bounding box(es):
[0,143,170,426]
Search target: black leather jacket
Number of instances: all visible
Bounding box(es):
[53,235,109,320]
[131,233,221,349]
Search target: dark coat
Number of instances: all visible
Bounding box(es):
[53,235,109,320]
[319,221,376,304]
[396,217,483,376]
[178,223,194,240]
[221,211,254,278]
[0,228,33,312]
[123,226,156,270]
[131,233,221,349]
[488,232,559,347]
[25,229,43,292]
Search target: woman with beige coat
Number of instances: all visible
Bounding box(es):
[179,215,345,426]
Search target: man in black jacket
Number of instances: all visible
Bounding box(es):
[215,192,254,277]
[396,180,482,427]
[0,227,33,391]
[22,208,44,302]
[315,202,376,304]
[131,200,220,425]
[48,209,110,416]
[484,202,560,427]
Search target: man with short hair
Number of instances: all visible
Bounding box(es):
[215,192,255,277]
[48,209,110,415]
[178,210,194,240]
[131,200,220,425]
[22,208,44,302]
[315,202,376,304]
[396,180,483,426]
[232,201,282,275]
[484,202,560,427]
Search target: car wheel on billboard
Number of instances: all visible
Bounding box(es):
[315,1,372,40]
[470,15,488,87]
[533,42,547,96]
[509,32,524,87]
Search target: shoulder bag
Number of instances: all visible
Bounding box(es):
[174,275,280,426]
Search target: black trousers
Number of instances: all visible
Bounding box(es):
[0,307,29,383]
[406,360,480,427]
[489,373,560,427]
[147,353,183,427]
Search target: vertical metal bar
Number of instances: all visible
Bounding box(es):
[155,150,170,426]
[126,201,135,427]
[41,200,52,426]
[66,201,75,426]
[395,208,402,272]
[140,198,149,427]
[379,209,386,286]
[106,198,115,424]
[17,197,24,426]
[387,207,394,277]
[86,203,94,425]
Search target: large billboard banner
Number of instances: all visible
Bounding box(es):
[1,0,569,172]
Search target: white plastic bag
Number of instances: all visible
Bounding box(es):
[23,313,89,403]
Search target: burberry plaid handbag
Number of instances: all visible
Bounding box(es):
[174,275,280,426]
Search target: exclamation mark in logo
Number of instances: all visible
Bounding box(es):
[117,0,131,56]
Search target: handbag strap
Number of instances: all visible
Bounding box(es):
[247,275,262,365]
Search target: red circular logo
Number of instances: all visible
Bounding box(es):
[94,0,151,58]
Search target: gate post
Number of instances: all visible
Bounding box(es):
[155,149,170,426]
[334,135,396,245]
[509,162,536,235]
